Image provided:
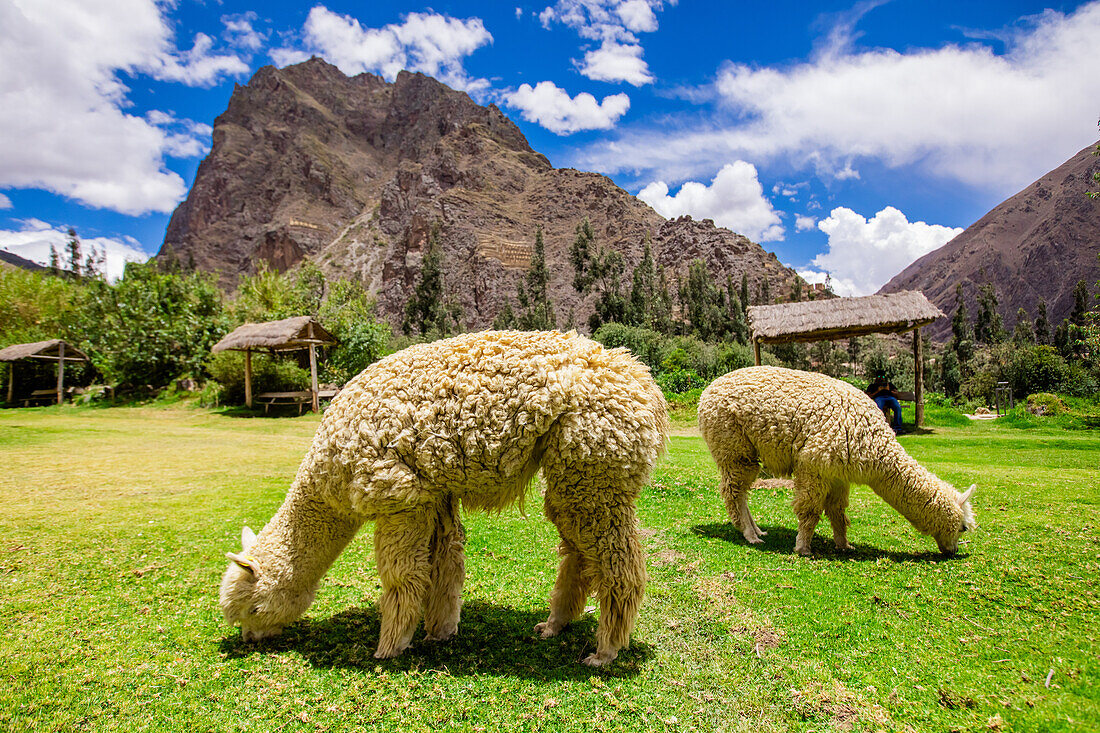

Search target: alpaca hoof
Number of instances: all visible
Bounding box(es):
[744,533,765,545]
[795,545,813,557]
[424,627,457,642]
[835,541,855,552]
[534,621,561,639]
[582,651,616,667]
[373,643,408,659]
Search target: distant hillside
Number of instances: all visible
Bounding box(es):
[0,250,46,273]
[881,141,1100,341]
[158,58,805,330]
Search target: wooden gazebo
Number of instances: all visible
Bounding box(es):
[0,339,90,406]
[748,291,945,425]
[211,316,337,413]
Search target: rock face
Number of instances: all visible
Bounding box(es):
[160,58,804,330]
[880,142,1100,341]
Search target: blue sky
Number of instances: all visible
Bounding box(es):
[1,0,1097,292]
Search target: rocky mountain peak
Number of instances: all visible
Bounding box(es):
[159,60,803,330]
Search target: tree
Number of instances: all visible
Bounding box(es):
[1034,299,1052,346]
[628,237,657,328]
[317,279,390,383]
[77,261,227,389]
[652,266,674,335]
[950,283,975,366]
[569,218,596,294]
[517,228,556,330]
[1071,279,1090,327]
[790,277,803,303]
[759,275,771,306]
[1012,307,1035,345]
[681,259,724,340]
[568,218,627,331]
[403,228,458,337]
[724,274,748,344]
[65,228,82,278]
[974,282,1005,344]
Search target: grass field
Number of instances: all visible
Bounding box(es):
[1,404,1097,731]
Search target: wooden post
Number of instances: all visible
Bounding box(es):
[309,343,319,413]
[753,338,762,366]
[913,328,924,427]
[244,349,253,409]
[56,342,65,406]
[6,362,13,404]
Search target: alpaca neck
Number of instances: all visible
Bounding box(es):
[259,487,363,596]
[865,450,949,535]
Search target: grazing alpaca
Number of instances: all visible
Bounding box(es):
[697,366,975,556]
[220,330,668,666]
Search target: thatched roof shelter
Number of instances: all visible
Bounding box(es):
[1,339,89,405]
[747,291,945,426]
[212,316,336,354]
[748,291,944,344]
[212,316,337,412]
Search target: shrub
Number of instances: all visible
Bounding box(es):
[205,351,311,405]
[1025,392,1065,416]
[1005,345,1070,398]
[657,368,705,395]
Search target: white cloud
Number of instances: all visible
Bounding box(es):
[810,206,962,296]
[505,81,629,134]
[0,0,248,215]
[795,214,817,231]
[579,40,653,86]
[637,161,785,242]
[539,1,671,84]
[0,193,11,210]
[223,13,265,52]
[0,221,149,282]
[276,8,493,95]
[579,2,1100,192]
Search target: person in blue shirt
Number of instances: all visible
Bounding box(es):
[866,372,903,432]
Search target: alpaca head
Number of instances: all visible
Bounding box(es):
[934,484,976,556]
[219,526,312,642]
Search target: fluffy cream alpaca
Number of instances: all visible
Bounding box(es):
[220,330,668,666]
[698,366,975,556]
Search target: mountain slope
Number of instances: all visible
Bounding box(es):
[880,142,1100,341]
[159,58,803,329]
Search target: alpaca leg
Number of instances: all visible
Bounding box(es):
[824,480,854,551]
[791,474,828,557]
[719,463,764,543]
[533,536,592,639]
[587,518,646,667]
[373,508,435,658]
[423,498,466,642]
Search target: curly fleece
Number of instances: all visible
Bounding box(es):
[697,366,975,556]
[220,330,669,666]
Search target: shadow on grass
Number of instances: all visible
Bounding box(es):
[218,600,652,679]
[691,522,956,563]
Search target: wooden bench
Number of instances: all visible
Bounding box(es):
[21,389,58,407]
[255,391,313,415]
[255,388,341,414]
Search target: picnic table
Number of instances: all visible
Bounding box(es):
[255,389,340,414]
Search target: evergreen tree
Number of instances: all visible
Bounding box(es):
[847,336,864,377]
[589,248,627,331]
[569,218,595,294]
[1012,307,1035,344]
[724,274,748,343]
[759,275,771,305]
[653,265,674,334]
[974,282,1005,344]
[739,273,750,315]
[48,245,60,276]
[1034,299,1052,345]
[1071,279,1089,326]
[950,283,975,366]
[681,259,723,340]
[492,299,517,330]
[402,228,454,336]
[790,277,803,303]
[65,228,82,278]
[517,227,556,330]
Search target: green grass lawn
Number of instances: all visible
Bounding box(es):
[1,405,1097,732]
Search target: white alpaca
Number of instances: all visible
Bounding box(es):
[220,330,668,666]
[697,366,975,556]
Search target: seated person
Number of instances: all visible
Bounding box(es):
[866,372,903,432]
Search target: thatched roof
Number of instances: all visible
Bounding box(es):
[211,316,337,353]
[0,339,89,363]
[748,291,945,344]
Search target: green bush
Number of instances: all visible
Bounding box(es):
[1005,345,1069,398]
[205,351,311,405]
[1025,392,1065,416]
[656,368,705,395]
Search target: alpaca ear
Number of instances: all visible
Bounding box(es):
[958,485,975,505]
[226,551,260,575]
[241,526,257,551]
